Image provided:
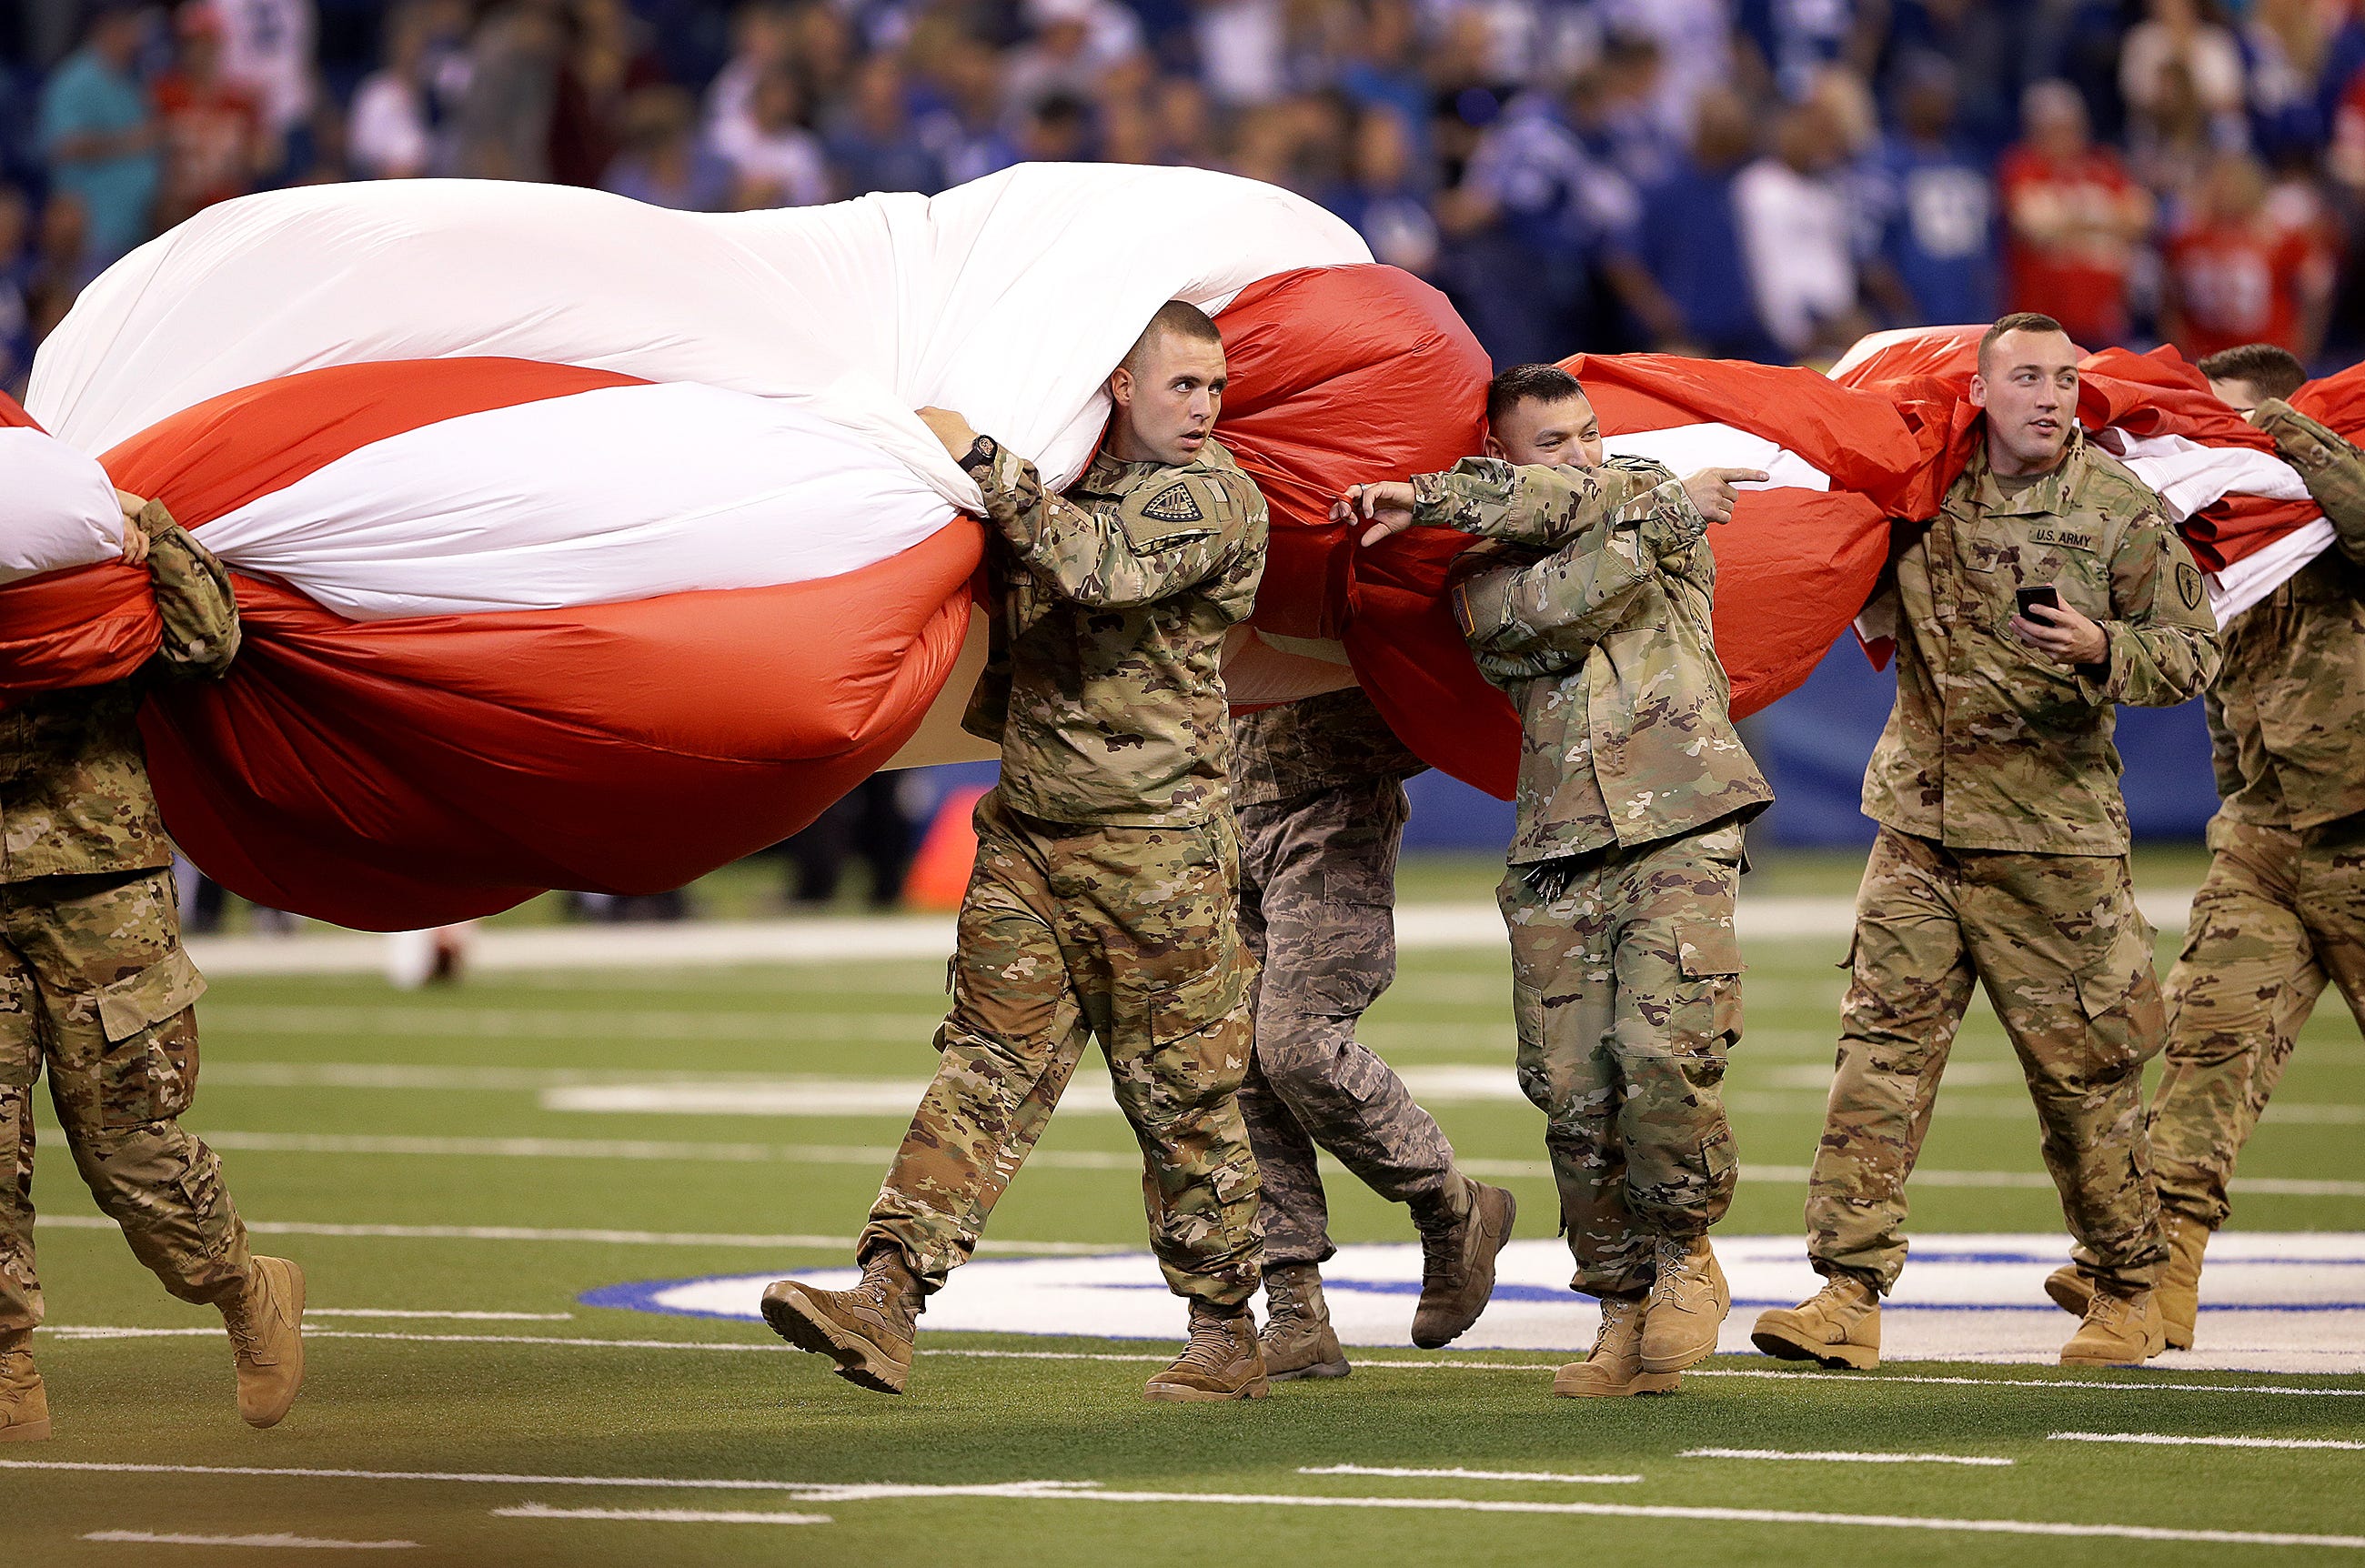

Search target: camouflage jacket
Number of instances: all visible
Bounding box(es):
[2207,399,2365,830]
[1862,427,2221,855]
[960,435,1268,827]
[2,508,241,883]
[1230,686,1426,810]
[1432,456,1771,863]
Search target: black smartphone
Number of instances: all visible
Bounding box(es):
[2016,586,2060,618]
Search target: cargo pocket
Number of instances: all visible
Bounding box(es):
[96,949,206,1129]
[1672,919,1744,1065]
[2072,918,2165,1072]
[1143,952,1253,1109]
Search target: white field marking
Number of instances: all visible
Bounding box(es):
[45,1331,2365,1397]
[2051,1432,2365,1452]
[195,1131,1142,1171]
[1686,1369,2365,1398]
[34,1213,1122,1255]
[1682,1448,2013,1466]
[303,1311,571,1322]
[185,1131,2365,1198]
[45,1467,2363,1549]
[1299,1465,1641,1484]
[199,1008,939,1043]
[496,1505,830,1526]
[81,1532,416,1550]
[181,891,2199,978]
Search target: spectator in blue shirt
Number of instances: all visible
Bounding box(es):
[1864,65,1997,327]
[1626,84,1780,359]
[38,0,161,271]
[824,55,943,196]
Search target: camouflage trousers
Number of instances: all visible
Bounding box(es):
[860,789,1263,1308]
[2150,811,2365,1230]
[1500,819,1746,1300]
[0,869,251,1347]
[1807,829,2166,1296]
[1234,777,1454,1268]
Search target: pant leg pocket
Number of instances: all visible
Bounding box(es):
[1672,918,1744,1073]
[2073,917,2166,1074]
[1144,952,1253,1107]
[95,950,206,1130]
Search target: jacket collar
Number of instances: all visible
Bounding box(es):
[1957,423,2089,519]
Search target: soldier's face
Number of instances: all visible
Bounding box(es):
[1109,332,1228,466]
[1484,394,1601,469]
[1970,329,2079,474]
[2209,376,2265,415]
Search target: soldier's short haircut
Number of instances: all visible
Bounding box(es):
[1486,364,1587,427]
[1978,311,2069,373]
[2197,343,2307,401]
[1122,300,1225,371]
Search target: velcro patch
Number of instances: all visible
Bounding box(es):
[1139,482,1204,524]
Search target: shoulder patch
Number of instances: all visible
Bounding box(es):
[2176,559,2205,611]
[1140,482,1205,525]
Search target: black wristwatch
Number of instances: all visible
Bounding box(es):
[960,435,999,475]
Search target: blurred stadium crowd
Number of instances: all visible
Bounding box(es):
[7,0,2365,395]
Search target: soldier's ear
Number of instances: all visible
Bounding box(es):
[1107,365,1134,410]
[1967,373,1989,409]
[1482,433,1506,461]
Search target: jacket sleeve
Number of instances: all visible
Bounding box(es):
[1412,456,1676,549]
[1450,477,1706,663]
[141,503,240,679]
[2256,398,2365,564]
[969,441,1252,610]
[2074,507,2222,709]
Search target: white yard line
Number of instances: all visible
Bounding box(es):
[1299,1465,1641,1484]
[176,1131,2365,1198]
[304,1311,571,1322]
[35,1213,1119,1255]
[32,1462,2359,1548]
[496,1505,830,1526]
[2051,1432,2365,1452]
[1682,1448,2013,1466]
[179,891,2200,977]
[34,1336,2365,1399]
[81,1532,416,1550]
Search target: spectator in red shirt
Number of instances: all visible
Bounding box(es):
[1997,80,2153,347]
[153,1,271,231]
[2163,150,2335,362]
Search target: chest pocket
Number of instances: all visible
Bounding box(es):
[1963,526,2109,624]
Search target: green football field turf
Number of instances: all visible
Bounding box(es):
[7,849,2363,1565]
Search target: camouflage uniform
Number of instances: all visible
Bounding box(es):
[2149,399,2365,1230]
[1231,687,1450,1268]
[0,508,250,1350]
[1433,456,1771,1299]
[1808,429,2221,1296]
[860,436,1270,1308]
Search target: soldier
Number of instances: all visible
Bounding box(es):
[1344,363,1771,1398]
[1233,681,1515,1382]
[2044,343,2365,1351]
[1753,313,2221,1372]
[760,302,1273,1402]
[2,489,305,1442]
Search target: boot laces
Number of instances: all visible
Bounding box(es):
[1174,1314,1243,1375]
[1591,1299,1640,1356]
[1648,1241,1697,1307]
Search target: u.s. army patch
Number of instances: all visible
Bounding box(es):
[1140,482,1204,524]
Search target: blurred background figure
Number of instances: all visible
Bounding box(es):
[152,1,269,229]
[2162,149,2334,362]
[778,773,916,911]
[1999,79,2152,348]
[38,0,160,273]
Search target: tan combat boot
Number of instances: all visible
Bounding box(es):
[0,1345,49,1442]
[760,1250,923,1394]
[220,1256,306,1429]
[1554,1296,1680,1397]
[1638,1235,1728,1374]
[2044,1215,2209,1351]
[1144,1302,1269,1402]
[1409,1173,1517,1349]
[2060,1289,2167,1366]
[1751,1274,1881,1370]
[1260,1263,1348,1382]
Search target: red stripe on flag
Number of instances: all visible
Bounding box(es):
[100,357,647,529]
